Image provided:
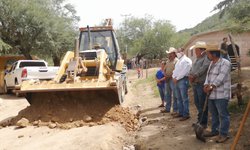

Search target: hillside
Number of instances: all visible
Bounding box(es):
[179,12,233,37]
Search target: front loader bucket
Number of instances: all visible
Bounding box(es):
[20,89,119,122]
[17,76,125,106]
[25,88,120,106]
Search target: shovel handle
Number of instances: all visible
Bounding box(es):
[231,100,250,150]
[199,93,210,124]
[202,93,210,112]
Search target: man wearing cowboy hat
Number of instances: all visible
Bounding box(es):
[188,41,210,128]
[172,48,192,121]
[160,47,178,113]
[203,43,231,143]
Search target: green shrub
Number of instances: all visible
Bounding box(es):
[228,95,249,113]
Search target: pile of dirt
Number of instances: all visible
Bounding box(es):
[1,91,139,131]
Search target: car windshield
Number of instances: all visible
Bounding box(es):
[79,30,117,67]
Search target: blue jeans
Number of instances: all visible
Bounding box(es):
[193,83,208,125]
[165,79,178,112]
[158,85,165,101]
[175,77,190,117]
[208,99,230,136]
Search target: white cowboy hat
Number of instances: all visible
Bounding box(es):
[205,43,226,54]
[166,47,177,54]
[189,41,207,50]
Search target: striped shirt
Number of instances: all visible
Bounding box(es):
[204,58,231,100]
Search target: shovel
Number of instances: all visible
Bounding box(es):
[193,93,209,142]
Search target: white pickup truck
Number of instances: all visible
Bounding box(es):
[3,60,59,93]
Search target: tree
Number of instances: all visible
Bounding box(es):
[0,0,79,65]
[39,0,79,65]
[0,39,12,54]
[117,15,178,59]
[116,15,153,57]
[213,0,236,18]
[147,20,175,59]
[214,0,250,31]
[0,0,44,59]
[228,0,250,31]
[36,0,79,65]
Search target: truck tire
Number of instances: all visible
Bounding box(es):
[15,79,18,85]
[120,82,125,103]
[15,79,21,97]
[3,81,11,94]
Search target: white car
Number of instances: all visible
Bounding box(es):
[3,60,59,93]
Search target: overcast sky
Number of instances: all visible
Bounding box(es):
[67,0,221,31]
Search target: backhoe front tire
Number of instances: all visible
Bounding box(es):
[125,81,128,94]
[120,82,125,104]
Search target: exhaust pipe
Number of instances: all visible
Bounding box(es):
[74,38,79,59]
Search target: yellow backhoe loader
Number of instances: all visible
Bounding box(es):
[15,19,128,105]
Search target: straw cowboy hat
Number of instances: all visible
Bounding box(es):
[189,41,207,50]
[166,47,177,54]
[205,43,226,54]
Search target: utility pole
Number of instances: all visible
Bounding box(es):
[121,14,131,65]
[121,14,131,53]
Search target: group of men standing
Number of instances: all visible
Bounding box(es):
[156,42,231,143]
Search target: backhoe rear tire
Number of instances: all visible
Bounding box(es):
[120,82,125,104]
[125,82,128,94]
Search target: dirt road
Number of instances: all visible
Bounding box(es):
[0,68,249,150]
[0,94,133,150]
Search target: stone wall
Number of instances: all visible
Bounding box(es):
[183,30,250,67]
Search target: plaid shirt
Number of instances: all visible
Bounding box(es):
[204,58,231,100]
